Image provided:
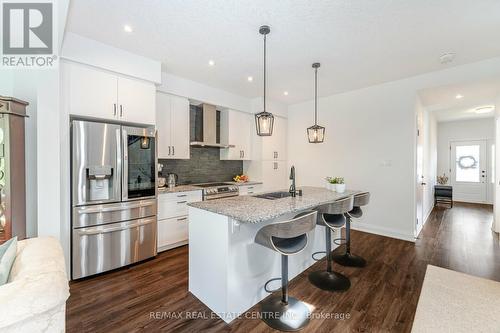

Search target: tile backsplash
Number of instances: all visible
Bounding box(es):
[159,147,243,184]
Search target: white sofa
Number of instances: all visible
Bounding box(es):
[0,237,70,333]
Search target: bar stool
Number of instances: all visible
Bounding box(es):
[255,210,317,332]
[308,196,354,292]
[333,192,370,267]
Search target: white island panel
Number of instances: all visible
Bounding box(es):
[188,206,340,323]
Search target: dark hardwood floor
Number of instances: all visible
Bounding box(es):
[67,203,500,332]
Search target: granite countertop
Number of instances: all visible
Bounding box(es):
[158,185,202,194]
[188,186,361,223]
[228,181,263,186]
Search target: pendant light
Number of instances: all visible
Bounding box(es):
[255,25,274,136]
[307,63,325,143]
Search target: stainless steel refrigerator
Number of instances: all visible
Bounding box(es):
[71,120,157,279]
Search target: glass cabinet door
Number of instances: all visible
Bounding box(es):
[125,133,156,200]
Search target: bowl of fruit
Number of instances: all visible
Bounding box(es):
[233,174,249,183]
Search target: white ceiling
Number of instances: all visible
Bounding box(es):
[419,78,500,122]
[66,0,500,104]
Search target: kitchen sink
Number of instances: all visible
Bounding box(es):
[253,191,293,200]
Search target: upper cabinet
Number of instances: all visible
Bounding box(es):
[220,110,253,161]
[65,62,156,125]
[156,92,190,159]
[117,76,156,125]
[251,115,287,161]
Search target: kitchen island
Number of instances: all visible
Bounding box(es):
[188,186,361,323]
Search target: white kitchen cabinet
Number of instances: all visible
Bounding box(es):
[157,190,202,252]
[261,161,288,192]
[261,116,287,161]
[65,62,156,125]
[220,110,252,161]
[156,92,190,159]
[158,216,189,252]
[170,96,190,159]
[67,63,118,120]
[117,76,156,125]
[238,184,263,196]
[243,115,288,192]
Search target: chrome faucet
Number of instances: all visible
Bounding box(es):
[289,166,302,197]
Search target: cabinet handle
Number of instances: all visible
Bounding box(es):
[177,194,187,198]
[177,217,188,221]
[172,146,175,155]
[168,146,171,156]
[113,103,117,116]
[119,105,123,117]
[177,201,187,204]
[242,150,245,158]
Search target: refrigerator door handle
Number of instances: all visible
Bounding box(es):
[75,217,156,236]
[75,201,155,214]
[116,127,122,201]
[122,128,128,201]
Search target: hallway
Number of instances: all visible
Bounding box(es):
[417,202,500,281]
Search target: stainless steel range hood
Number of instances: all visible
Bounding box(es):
[190,103,234,148]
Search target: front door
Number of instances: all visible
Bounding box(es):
[450,140,487,203]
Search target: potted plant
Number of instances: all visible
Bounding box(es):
[325,177,337,191]
[335,177,346,193]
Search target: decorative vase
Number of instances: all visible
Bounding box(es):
[336,184,346,193]
[328,183,336,191]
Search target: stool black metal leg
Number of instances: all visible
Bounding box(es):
[260,254,310,331]
[332,216,367,267]
[281,255,288,304]
[308,228,351,292]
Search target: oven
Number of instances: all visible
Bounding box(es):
[194,183,240,200]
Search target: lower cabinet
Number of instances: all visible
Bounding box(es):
[157,190,202,252]
[238,184,263,196]
[158,216,189,252]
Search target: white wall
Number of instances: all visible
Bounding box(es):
[287,57,500,242]
[158,72,251,112]
[61,33,162,84]
[437,118,495,203]
[423,109,437,223]
[493,96,500,233]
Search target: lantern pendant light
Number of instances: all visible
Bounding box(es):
[307,63,325,143]
[255,25,274,136]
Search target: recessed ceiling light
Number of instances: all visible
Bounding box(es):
[247,76,253,82]
[283,91,289,96]
[455,94,463,99]
[475,106,495,114]
[208,60,215,66]
[123,25,133,33]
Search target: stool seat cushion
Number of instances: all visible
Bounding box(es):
[322,214,346,228]
[271,234,308,254]
[347,206,363,218]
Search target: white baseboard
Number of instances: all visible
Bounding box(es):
[424,204,434,225]
[351,222,415,242]
[158,240,188,253]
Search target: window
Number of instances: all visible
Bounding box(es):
[455,145,480,182]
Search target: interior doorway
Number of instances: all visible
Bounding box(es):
[450,139,488,203]
[415,77,499,236]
